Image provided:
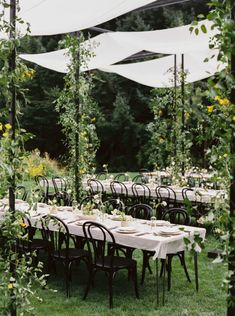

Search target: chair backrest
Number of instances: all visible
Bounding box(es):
[132,183,151,202]
[128,204,153,220]
[132,174,147,183]
[35,175,49,200]
[162,208,191,225]
[103,198,125,214]
[96,172,107,180]
[17,215,36,252]
[87,179,104,195]
[187,173,203,188]
[182,187,195,202]
[41,215,70,258]
[114,173,128,182]
[79,196,95,209]
[156,185,176,206]
[52,177,67,194]
[16,185,28,201]
[82,221,116,268]
[110,181,128,198]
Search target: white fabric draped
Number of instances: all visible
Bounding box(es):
[19,32,140,73]
[19,20,218,72]
[0,0,156,37]
[102,19,217,54]
[19,19,225,87]
[100,50,226,88]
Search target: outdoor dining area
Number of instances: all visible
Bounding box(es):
[0,0,234,316]
[0,173,207,307]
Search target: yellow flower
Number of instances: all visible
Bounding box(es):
[5,123,11,130]
[2,132,8,137]
[20,221,27,229]
[159,137,164,144]
[91,117,96,123]
[0,123,2,131]
[28,163,43,177]
[220,98,230,106]
[232,116,235,122]
[8,283,13,289]
[24,69,35,79]
[207,106,214,113]
[214,96,221,102]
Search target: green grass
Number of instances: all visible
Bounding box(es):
[30,235,226,316]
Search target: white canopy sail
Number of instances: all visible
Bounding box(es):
[100,50,226,88]
[0,0,156,37]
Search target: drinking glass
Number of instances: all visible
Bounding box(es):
[150,216,157,230]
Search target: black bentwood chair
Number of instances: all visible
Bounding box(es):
[41,215,89,297]
[17,216,51,263]
[52,176,71,206]
[141,208,191,290]
[82,221,139,308]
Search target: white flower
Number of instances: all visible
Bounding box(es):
[161,201,167,207]
[116,198,120,205]
[197,216,205,224]
[194,244,202,253]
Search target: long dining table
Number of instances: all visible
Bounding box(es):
[84,179,226,204]
[0,199,206,305]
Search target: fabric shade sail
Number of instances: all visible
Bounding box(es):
[19,32,140,73]
[100,50,226,88]
[19,20,218,73]
[0,0,156,37]
[99,19,217,55]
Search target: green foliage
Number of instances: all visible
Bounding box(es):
[0,2,47,313]
[56,34,99,198]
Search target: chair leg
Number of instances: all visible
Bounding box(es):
[141,251,148,285]
[108,272,114,308]
[179,252,191,283]
[194,252,199,291]
[65,262,70,298]
[83,267,93,300]
[167,256,172,291]
[132,266,139,299]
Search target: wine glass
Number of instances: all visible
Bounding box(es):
[150,216,157,230]
[72,200,78,213]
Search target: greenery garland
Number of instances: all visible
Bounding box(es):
[56,34,99,201]
[0,1,46,314]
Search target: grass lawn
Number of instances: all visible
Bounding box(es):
[29,234,226,316]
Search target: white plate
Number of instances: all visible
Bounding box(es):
[159,227,182,235]
[155,220,171,226]
[116,227,137,234]
[78,214,97,220]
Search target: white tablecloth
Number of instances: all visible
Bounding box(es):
[0,200,206,260]
[84,179,225,204]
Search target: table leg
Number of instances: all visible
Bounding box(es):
[162,259,166,305]
[156,259,159,306]
[194,252,199,291]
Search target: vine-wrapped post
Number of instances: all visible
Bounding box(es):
[74,31,81,202]
[181,54,185,175]
[9,1,16,315]
[229,2,235,314]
